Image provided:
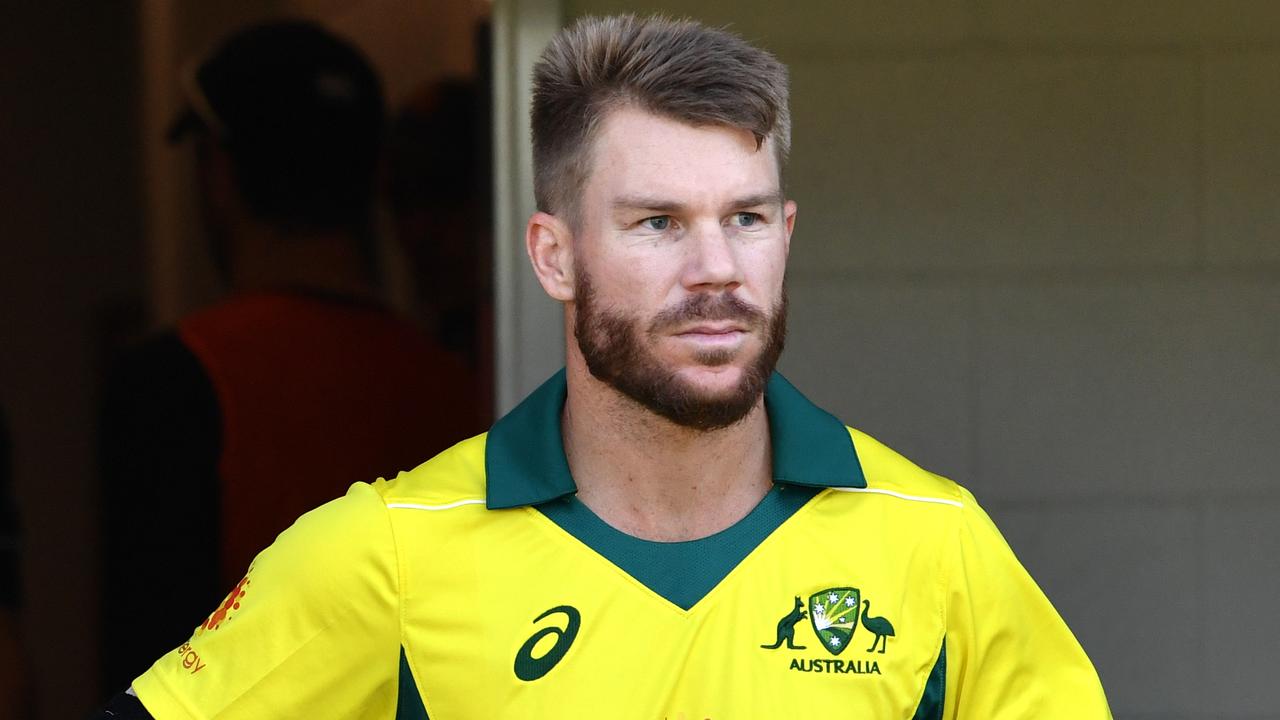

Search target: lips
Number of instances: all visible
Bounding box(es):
[677,322,747,336]
[673,324,750,350]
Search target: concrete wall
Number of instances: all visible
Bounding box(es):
[560,2,1280,716]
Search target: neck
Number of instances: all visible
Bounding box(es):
[561,353,773,542]
[227,221,377,301]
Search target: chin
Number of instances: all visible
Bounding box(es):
[672,362,751,393]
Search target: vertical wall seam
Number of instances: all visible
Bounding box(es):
[1191,45,1208,271]
[491,0,517,416]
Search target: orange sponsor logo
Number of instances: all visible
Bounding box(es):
[196,570,251,636]
[175,642,207,674]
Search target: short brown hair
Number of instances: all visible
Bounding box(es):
[531,15,790,220]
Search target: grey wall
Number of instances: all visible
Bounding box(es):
[564,1,1280,717]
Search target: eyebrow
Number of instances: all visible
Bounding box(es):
[730,191,785,209]
[611,196,684,213]
[610,190,784,213]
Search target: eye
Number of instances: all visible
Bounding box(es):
[731,212,762,227]
[640,215,672,231]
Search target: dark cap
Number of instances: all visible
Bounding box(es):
[168,20,384,148]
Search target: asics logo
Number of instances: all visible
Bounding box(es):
[513,605,581,681]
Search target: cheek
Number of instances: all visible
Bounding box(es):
[742,245,788,294]
[593,254,677,308]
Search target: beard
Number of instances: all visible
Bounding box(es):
[573,267,787,431]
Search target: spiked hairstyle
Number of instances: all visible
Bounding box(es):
[530,15,791,223]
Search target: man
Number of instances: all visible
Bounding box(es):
[99,15,1110,718]
[98,20,481,693]
[387,79,495,412]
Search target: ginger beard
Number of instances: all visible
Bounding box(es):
[573,265,787,431]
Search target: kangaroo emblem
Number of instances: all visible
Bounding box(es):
[760,596,808,650]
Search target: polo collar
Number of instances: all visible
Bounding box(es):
[483,369,866,509]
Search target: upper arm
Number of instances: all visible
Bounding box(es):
[943,490,1112,719]
[131,482,402,720]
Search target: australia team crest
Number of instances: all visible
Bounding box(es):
[808,587,861,655]
[761,584,896,676]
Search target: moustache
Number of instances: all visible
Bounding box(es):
[648,293,767,334]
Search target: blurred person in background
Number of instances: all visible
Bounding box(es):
[387,78,494,419]
[98,19,482,692]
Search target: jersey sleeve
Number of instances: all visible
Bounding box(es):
[131,482,401,720]
[942,488,1112,719]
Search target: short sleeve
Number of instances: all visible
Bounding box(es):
[943,488,1112,719]
[132,482,401,720]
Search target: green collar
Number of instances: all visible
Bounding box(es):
[484,369,865,509]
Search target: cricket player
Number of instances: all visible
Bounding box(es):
[97,14,1111,719]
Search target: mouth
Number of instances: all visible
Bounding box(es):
[673,323,749,345]
[677,321,747,334]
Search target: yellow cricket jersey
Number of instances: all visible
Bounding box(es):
[133,371,1111,719]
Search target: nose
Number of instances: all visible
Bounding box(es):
[681,220,742,291]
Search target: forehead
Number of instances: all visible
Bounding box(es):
[584,106,781,206]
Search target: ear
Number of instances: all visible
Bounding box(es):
[526,211,575,302]
[782,199,797,258]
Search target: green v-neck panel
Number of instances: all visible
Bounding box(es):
[536,484,821,610]
[484,368,865,609]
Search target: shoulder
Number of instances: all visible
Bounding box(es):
[272,481,398,568]
[176,295,270,338]
[840,427,1017,570]
[220,481,401,623]
[371,433,489,508]
[176,293,346,343]
[845,426,967,508]
[803,426,972,556]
